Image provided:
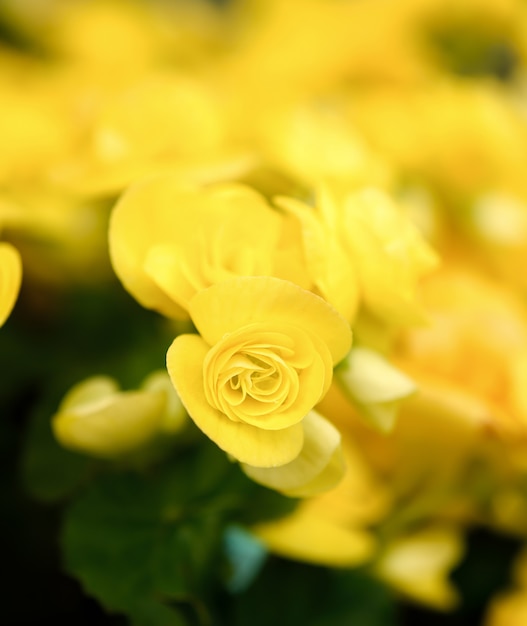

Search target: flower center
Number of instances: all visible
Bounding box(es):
[202,323,317,428]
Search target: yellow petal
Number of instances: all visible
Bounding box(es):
[110,176,282,317]
[252,506,375,567]
[52,377,166,458]
[276,194,360,322]
[341,188,439,325]
[189,276,352,365]
[59,376,119,411]
[374,526,464,610]
[336,347,417,432]
[141,370,187,434]
[109,175,192,319]
[166,333,304,467]
[0,242,22,327]
[241,410,345,497]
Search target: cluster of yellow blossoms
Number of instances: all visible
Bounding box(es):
[4,0,527,618]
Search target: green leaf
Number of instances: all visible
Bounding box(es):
[61,443,251,625]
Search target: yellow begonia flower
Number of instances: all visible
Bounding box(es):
[336,347,417,433]
[241,410,345,497]
[259,99,391,188]
[166,276,352,468]
[398,264,527,433]
[374,526,464,610]
[349,80,527,195]
[0,242,22,327]
[109,176,286,320]
[276,185,439,325]
[53,74,246,196]
[52,371,187,459]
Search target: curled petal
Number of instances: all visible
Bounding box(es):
[241,410,346,497]
[202,323,331,430]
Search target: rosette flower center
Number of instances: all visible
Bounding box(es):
[203,323,325,430]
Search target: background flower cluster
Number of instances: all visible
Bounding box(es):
[3,0,527,625]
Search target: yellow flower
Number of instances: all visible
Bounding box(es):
[109,176,288,320]
[259,98,391,189]
[0,242,22,327]
[374,525,464,610]
[52,371,187,459]
[54,73,245,196]
[398,263,527,434]
[166,276,352,467]
[349,80,527,196]
[276,184,439,325]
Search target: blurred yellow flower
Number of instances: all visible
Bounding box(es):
[349,80,527,195]
[110,177,289,319]
[277,185,439,325]
[374,525,464,610]
[52,73,243,196]
[52,371,187,459]
[398,263,527,434]
[166,276,351,467]
[258,98,391,189]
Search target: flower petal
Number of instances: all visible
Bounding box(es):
[52,377,166,458]
[336,347,417,432]
[241,410,346,497]
[374,526,464,610]
[189,276,352,365]
[253,507,375,567]
[166,333,304,466]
